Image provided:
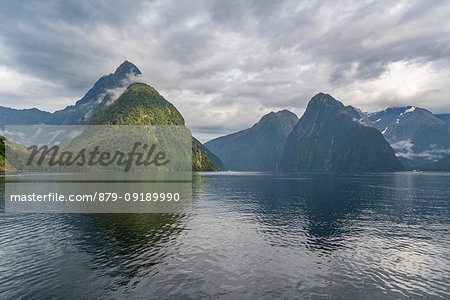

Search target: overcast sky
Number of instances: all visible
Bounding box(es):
[0,0,449,142]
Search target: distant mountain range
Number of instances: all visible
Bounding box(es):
[1,61,449,172]
[351,106,450,168]
[206,95,449,172]
[205,110,298,171]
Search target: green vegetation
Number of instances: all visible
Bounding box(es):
[1,83,216,172]
[91,83,215,171]
[0,136,4,158]
[192,142,214,171]
[90,83,185,126]
[193,137,224,171]
[0,136,5,171]
[0,136,18,172]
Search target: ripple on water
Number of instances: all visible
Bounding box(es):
[0,173,449,299]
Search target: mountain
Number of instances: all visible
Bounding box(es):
[0,136,16,172]
[435,114,450,126]
[90,82,183,125]
[192,142,215,172]
[345,105,371,125]
[0,62,221,172]
[0,136,5,171]
[193,137,224,171]
[364,106,450,167]
[52,60,141,124]
[418,154,450,171]
[0,107,52,126]
[281,93,403,172]
[90,82,216,171]
[0,60,141,126]
[205,110,298,171]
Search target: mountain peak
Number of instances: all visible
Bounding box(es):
[275,109,298,118]
[309,93,343,106]
[114,60,141,77]
[206,109,299,171]
[90,82,184,126]
[259,109,298,124]
[282,93,403,172]
[303,93,347,120]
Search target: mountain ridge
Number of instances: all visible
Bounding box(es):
[435,114,450,126]
[88,82,216,171]
[1,61,449,172]
[281,93,404,172]
[0,60,141,125]
[351,105,450,167]
[205,109,298,171]
[0,62,222,171]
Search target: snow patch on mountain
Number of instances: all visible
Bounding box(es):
[405,106,416,114]
[399,106,416,117]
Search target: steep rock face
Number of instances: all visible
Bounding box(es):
[281,93,403,172]
[52,60,141,124]
[366,106,450,166]
[193,138,224,171]
[346,105,371,126]
[192,142,215,171]
[90,82,215,171]
[205,110,298,171]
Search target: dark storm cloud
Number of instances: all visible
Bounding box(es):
[0,0,449,141]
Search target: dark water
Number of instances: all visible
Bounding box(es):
[0,172,449,299]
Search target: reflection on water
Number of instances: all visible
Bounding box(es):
[0,172,449,299]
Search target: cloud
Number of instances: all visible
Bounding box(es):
[0,0,449,142]
[391,139,450,161]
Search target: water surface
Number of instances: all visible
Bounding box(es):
[0,172,449,299]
